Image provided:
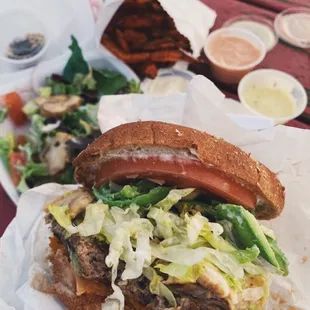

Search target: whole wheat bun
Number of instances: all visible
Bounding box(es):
[73,121,285,219]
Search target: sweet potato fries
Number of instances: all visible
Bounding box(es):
[101,0,197,78]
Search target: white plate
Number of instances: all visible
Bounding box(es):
[0,50,139,205]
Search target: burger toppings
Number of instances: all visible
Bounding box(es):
[47,181,288,310]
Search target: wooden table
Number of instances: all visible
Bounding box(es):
[0,0,309,236]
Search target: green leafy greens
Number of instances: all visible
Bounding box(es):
[63,35,89,83]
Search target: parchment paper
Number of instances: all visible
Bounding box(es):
[95,0,217,58]
[0,75,309,309]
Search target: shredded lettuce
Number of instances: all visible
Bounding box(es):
[155,262,201,284]
[143,267,176,307]
[48,205,77,235]
[147,207,185,239]
[101,205,154,310]
[151,243,244,279]
[48,203,109,237]
[155,188,195,211]
[75,203,108,236]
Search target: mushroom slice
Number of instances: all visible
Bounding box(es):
[35,95,82,117]
[41,132,72,175]
[45,188,94,218]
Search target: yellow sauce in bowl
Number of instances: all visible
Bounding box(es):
[243,87,296,118]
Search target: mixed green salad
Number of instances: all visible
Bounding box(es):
[48,180,289,309]
[0,36,141,193]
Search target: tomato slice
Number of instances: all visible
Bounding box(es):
[15,135,27,147]
[2,92,27,126]
[95,156,257,210]
[9,151,27,186]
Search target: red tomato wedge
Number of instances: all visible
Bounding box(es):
[9,151,27,186]
[95,156,257,210]
[15,135,27,147]
[1,92,27,126]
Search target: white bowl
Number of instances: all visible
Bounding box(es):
[0,9,50,70]
[238,69,308,124]
[204,28,266,84]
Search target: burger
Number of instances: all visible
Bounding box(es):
[45,121,288,310]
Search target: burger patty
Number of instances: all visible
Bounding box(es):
[51,220,111,280]
[51,221,230,310]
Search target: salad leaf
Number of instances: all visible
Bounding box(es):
[48,205,77,235]
[148,207,185,239]
[0,108,8,123]
[151,243,244,279]
[58,164,75,184]
[0,133,14,168]
[232,245,260,264]
[93,185,172,208]
[93,69,127,95]
[47,78,69,95]
[143,267,176,307]
[29,114,46,152]
[155,188,195,211]
[76,203,108,236]
[128,80,142,94]
[63,36,89,83]
[102,206,154,310]
[23,100,39,116]
[39,87,52,98]
[16,143,49,193]
[155,262,201,284]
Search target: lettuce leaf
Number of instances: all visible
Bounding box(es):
[49,203,109,237]
[143,267,176,307]
[155,262,201,284]
[93,185,171,208]
[155,188,195,211]
[75,203,108,236]
[151,243,244,279]
[48,205,77,235]
[63,36,89,83]
[147,207,185,239]
[0,133,15,169]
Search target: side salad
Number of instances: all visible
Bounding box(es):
[0,36,141,193]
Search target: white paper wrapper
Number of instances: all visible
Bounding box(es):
[95,0,217,58]
[1,76,310,309]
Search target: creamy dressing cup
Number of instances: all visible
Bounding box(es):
[204,28,266,84]
[0,9,50,70]
[274,7,310,49]
[223,14,278,52]
[141,68,195,95]
[238,69,307,125]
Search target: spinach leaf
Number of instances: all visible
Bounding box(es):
[63,36,89,83]
[93,69,127,95]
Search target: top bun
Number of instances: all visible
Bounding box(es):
[74,121,285,220]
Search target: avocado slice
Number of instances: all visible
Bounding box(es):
[213,205,279,269]
[266,235,289,276]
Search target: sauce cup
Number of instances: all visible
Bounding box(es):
[238,69,307,124]
[0,9,50,70]
[204,28,266,84]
